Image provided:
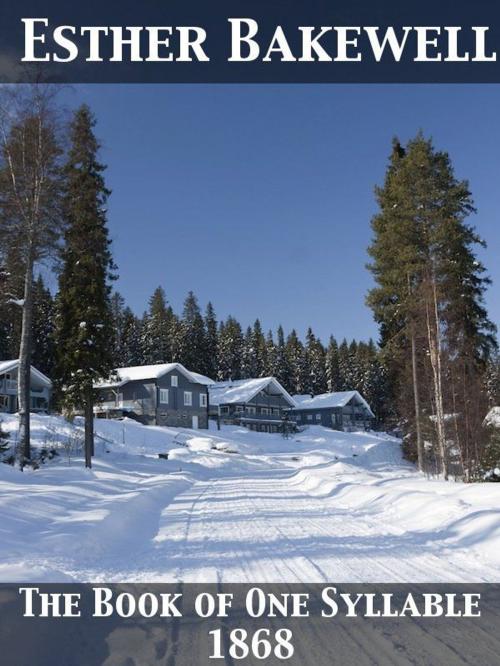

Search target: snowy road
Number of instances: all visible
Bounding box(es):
[99,469,496,583]
[1,415,500,582]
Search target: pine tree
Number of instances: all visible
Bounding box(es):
[204,302,218,380]
[337,339,351,391]
[116,307,144,366]
[180,291,208,373]
[241,326,254,378]
[367,134,496,476]
[304,328,326,395]
[251,319,267,377]
[274,325,290,388]
[285,330,306,395]
[0,319,7,361]
[216,317,243,380]
[109,291,126,364]
[142,286,173,364]
[265,330,279,377]
[168,314,184,363]
[31,275,56,377]
[55,105,116,468]
[325,336,340,392]
[482,419,500,479]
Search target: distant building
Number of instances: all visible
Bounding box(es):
[291,391,374,431]
[209,377,296,433]
[94,363,213,429]
[0,359,52,414]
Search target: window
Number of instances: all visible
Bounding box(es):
[171,375,178,387]
[116,392,123,407]
[184,391,192,406]
[199,393,207,408]
[4,373,16,390]
[261,407,269,415]
[247,406,256,415]
[235,405,244,413]
[0,395,8,409]
[160,389,169,404]
[220,406,229,414]
[316,414,321,421]
[307,414,313,421]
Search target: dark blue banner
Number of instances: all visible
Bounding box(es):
[1,1,500,82]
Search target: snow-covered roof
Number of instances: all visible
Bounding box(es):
[95,363,214,389]
[292,390,375,417]
[0,359,52,387]
[189,370,215,386]
[484,406,500,429]
[209,377,296,408]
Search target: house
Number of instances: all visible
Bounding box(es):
[291,390,374,431]
[209,377,296,433]
[0,359,52,414]
[94,363,213,429]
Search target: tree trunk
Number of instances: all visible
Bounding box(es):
[18,252,34,466]
[407,273,424,473]
[425,278,448,480]
[410,330,424,472]
[84,386,94,468]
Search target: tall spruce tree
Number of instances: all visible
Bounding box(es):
[117,307,144,366]
[285,329,306,395]
[55,105,116,468]
[109,291,126,364]
[142,286,173,364]
[337,339,351,392]
[274,325,290,388]
[168,314,184,363]
[265,330,279,377]
[180,291,208,374]
[325,336,340,392]
[31,275,56,377]
[241,326,254,378]
[216,317,243,380]
[304,328,326,395]
[367,134,496,476]
[251,319,267,377]
[204,302,218,380]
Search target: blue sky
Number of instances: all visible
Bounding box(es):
[65,85,500,343]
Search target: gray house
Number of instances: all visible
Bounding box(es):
[209,377,296,433]
[0,359,52,414]
[94,363,213,429]
[291,391,374,431]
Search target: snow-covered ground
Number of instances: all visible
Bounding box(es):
[0,413,499,583]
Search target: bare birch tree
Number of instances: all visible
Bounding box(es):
[0,85,64,465]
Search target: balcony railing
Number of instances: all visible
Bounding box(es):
[1,379,48,396]
[0,379,17,392]
[222,410,287,422]
[95,399,154,414]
